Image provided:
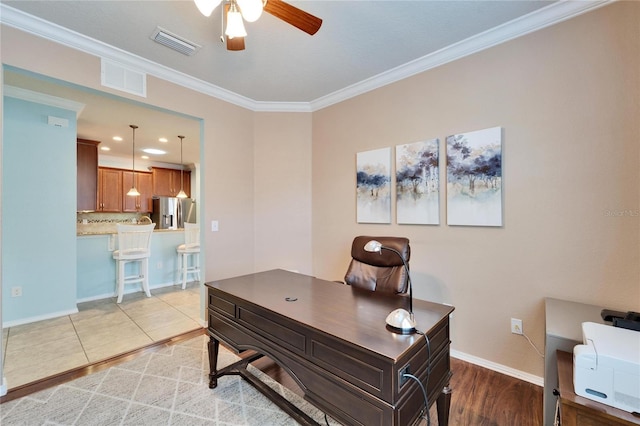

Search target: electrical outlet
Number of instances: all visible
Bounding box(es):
[11,286,22,297]
[399,364,411,387]
[511,318,523,335]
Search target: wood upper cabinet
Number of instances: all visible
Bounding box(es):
[122,171,153,212]
[152,167,191,197]
[98,167,122,212]
[77,139,100,212]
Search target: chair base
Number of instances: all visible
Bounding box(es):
[178,251,200,290]
[115,258,151,304]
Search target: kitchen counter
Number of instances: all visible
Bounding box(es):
[77,228,183,236]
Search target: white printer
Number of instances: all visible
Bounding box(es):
[573,322,640,413]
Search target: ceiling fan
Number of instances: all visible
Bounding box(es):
[194,0,322,51]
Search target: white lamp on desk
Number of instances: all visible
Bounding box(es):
[364,239,417,334]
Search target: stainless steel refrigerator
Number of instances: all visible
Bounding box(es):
[151,196,196,229]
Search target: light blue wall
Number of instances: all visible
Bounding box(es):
[77,231,185,300]
[2,96,77,323]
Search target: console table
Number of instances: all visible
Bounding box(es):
[205,269,455,426]
[544,298,606,425]
[556,350,640,426]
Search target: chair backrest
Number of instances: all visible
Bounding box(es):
[183,222,200,249]
[116,223,156,257]
[344,236,411,294]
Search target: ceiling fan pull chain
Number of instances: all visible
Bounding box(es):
[219,4,225,43]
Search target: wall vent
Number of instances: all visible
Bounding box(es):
[151,27,201,56]
[101,59,147,97]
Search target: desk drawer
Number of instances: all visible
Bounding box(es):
[310,333,391,400]
[208,288,308,356]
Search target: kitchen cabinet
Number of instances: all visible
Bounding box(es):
[98,167,122,212]
[152,167,191,197]
[77,139,100,211]
[122,171,153,212]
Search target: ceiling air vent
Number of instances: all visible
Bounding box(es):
[151,27,201,56]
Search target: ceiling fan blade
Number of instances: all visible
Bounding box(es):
[264,0,322,35]
[227,36,246,51]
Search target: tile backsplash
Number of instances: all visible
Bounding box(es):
[77,212,151,234]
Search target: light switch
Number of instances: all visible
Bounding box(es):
[211,220,219,232]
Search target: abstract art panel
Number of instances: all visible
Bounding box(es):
[395,139,440,225]
[356,147,391,223]
[446,127,503,226]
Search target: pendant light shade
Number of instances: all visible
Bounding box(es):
[237,0,263,22]
[176,135,188,199]
[226,2,247,39]
[194,0,222,17]
[127,124,140,197]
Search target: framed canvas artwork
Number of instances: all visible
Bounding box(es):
[356,147,391,223]
[395,138,440,225]
[446,127,503,227]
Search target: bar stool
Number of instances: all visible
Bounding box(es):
[112,223,156,303]
[177,222,200,289]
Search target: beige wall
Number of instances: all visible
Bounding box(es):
[254,112,313,275]
[1,1,638,383]
[311,1,640,378]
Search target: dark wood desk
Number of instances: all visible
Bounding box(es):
[556,351,640,426]
[206,269,455,426]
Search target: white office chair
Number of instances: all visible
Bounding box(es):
[112,223,156,303]
[177,222,201,289]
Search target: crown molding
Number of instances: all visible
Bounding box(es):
[3,85,86,117]
[1,1,612,113]
[310,0,612,111]
[0,4,257,110]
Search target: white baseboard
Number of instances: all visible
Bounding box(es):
[76,281,184,304]
[2,307,80,329]
[451,349,544,387]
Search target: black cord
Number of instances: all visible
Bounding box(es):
[402,373,430,426]
[407,329,431,426]
[324,412,330,426]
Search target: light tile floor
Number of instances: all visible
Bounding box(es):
[2,284,203,390]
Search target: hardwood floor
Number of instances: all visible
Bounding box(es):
[253,355,544,426]
[442,358,542,426]
[2,330,543,425]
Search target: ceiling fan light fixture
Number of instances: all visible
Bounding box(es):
[237,0,263,22]
[226,3,247,38]
[194,0,222,17]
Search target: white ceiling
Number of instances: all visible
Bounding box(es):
[1,0,608,164]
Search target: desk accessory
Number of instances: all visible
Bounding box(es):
[364,239,416,333]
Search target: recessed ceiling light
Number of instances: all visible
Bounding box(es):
[159,137,168,143]
[141,155,149,159]
[113,136,123,141]
[100,146,111,151]
[142,148,166,155]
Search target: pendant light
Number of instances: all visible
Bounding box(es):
[225,1,247,39]
[237,0,263,22]
[194,0,222,17]
[126,124,140,197]
[176,135,188,199]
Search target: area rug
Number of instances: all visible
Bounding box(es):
[0,335,340,425]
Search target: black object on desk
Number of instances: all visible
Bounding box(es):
[601,309,640,332]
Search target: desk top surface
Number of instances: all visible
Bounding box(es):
[206,269,454,359]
